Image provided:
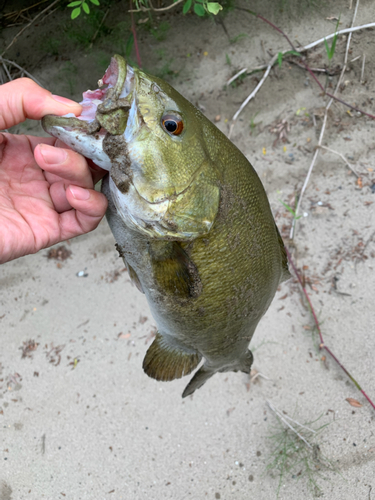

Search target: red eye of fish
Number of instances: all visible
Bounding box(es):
[161,114,184,136]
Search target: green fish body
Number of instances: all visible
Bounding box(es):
[42,55,290,397]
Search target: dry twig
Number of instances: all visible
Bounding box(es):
[1,0,61,58]
[129,0,185,12]
[0,57,43,86]
[286,246,375,413]
[89,8,110,48]
[266,400,313,448]
[318,145,359,177]
[291,0,360,238]
[229,12,375,135]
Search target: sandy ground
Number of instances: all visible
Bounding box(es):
[1,0,375,499]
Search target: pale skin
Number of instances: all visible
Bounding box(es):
[0,78,108,264]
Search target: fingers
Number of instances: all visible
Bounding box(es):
[34,143,107,185]
[0,78,82,130]
[35,143,95,188]
[59,186,108,238]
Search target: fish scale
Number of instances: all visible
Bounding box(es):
[42,55,290,398]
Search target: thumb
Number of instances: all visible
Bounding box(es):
[0,78,82,129]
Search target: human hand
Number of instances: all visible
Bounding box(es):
[0,78,108,264]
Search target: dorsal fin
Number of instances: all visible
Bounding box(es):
[143,333,201,382]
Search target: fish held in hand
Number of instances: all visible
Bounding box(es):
[42,55,290,398]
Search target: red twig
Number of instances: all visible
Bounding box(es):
[130,0,142,68]
[238,8,375,120]
[285,246,375,413]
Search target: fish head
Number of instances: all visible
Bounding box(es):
[42,55,220,240]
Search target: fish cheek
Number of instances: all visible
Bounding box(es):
[148,241,202,299]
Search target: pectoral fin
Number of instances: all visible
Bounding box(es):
[143,333,202,382]
[148,241,202,298]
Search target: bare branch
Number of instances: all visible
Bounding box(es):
[129,0,185,13]
[291,0,361,238]
[318,145,359,177]
[1,0,61,58]
[266,400,313,448]
[0,57,43,87]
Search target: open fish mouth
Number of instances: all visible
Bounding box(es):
[42,55,135,171]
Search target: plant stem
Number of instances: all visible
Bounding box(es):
[285,246,375,413]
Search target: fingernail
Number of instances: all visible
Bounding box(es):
[69,185,90,201]
[51,94,80,107]
[39,144,67,164]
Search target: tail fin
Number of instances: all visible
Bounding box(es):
[182,349,254,398]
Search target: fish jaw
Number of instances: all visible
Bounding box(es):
[42,115,112,171]
[41,54,132,171]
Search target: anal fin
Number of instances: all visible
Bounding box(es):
[143,333,201,382]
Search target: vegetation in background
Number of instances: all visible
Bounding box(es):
[68,0,100,19]
[265,408,336,497]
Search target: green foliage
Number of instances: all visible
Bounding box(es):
[266,410,336,497]
[150,21,171,41]
[58,61,78,95]
[156,59,179,80]
[279,198,302,221]
[68,0,100,19]
[277,50,301,68]
[108,21,132,58]
[45,37,61,56]
[182,0,223,16]
[249,112,261,135]
[229,33,249,44]
[324,17,340,61]
[63,8,103,48]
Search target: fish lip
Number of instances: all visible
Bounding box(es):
[42,54,132,136]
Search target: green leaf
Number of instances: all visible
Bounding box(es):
[82,1,90,13]
[71,6,81,18]
[183,0,192,14]
[330,34,337,59]
[90,0,100,4]
[277,52,283,68]
[206,2,222,14]
[125,33,134,59]
[67,1,82,6]
[194,3,205,15]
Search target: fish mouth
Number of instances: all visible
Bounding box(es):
[41,55,135,171]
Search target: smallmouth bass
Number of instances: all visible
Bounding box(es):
[42,55,290,397]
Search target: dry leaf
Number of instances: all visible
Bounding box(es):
[345,397,362,408]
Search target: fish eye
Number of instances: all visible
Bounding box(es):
[161,114,184,136]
